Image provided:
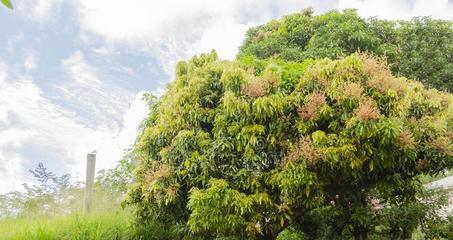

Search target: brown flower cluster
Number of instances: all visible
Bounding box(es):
[145,164,170,184]
[368,76,405,96]
[246,67,256,75]
[360,53,390,77]
[398,131,415,149]
[255,30,271,41]
[425,90,451,108]
[303,63,330,88]
[360,53,404,95]
[284,144,303,164]
[298,92,326,121]
[300,138,323,165]
[242,78,267,97]
[355,100,380,121]
[339,82,363,100]
[284,138,323,166]
[431,136,452,156]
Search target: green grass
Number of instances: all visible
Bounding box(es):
[0,209,134,240]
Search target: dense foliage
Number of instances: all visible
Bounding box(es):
[238,9,453,92]
[128,50,452,239]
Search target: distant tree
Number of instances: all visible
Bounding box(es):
[29,163,56,191]
[238,9,453,92]
[128,51,452,239]
[375,17,453,93]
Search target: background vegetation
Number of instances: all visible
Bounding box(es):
[239,8,452,92]
[0,154,136,240]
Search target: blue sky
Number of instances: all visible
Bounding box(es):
[0,0,452,193]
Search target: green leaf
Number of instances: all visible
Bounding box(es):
[1,0,13,9]
[312,130,326,144]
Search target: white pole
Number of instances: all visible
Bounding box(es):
[84,152,96,213]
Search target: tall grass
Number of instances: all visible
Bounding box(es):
[0,209,133,240]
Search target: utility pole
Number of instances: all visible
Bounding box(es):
[84,151,96,213]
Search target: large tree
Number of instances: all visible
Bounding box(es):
[238,9,453,92]
[128,51,452,239]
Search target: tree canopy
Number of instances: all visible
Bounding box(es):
[238,9,453,92]
[128,50,452,239]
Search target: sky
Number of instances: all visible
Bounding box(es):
[0,0,452,193]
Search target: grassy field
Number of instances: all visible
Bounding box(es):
[0,209,134,240]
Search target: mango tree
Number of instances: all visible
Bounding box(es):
[128,50,452,239]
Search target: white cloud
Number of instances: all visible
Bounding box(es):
[24,51,39,71]
[0,61,86,192]
[116,92,149,149]
[73,0,319,72]
[17,0,452,73]
[15,0,63,22]
[32,0,61,21]
[7,32,24,56]
[55,51,149,177]
[58,51,133,129]
[0,59,149,193]
[0,62,32,192]
[72,0,452,74]
[197,23,251,60]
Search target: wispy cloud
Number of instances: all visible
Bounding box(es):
[58,51,133,129]
[72,0,452,72]
[0,60,84,192]
[24,51,39,72]
[0,59,148,193]
[15,0,63,22]
[14,0,453,72]
[73,0,322,72]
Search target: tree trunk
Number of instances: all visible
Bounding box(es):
[258,232,277,240]
[353,228,368,240]
[401,229,412,240]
